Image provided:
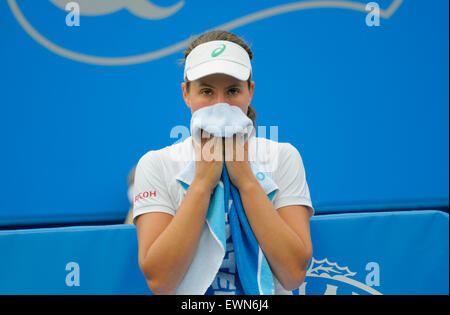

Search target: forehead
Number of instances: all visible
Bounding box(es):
[192,73,246,87]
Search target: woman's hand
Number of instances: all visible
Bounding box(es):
[192,131,224,191]
[224,134,257,191]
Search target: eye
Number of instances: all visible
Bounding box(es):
[200,88,213,96]
[228,87,241,96]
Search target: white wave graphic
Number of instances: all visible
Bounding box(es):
[306,257,383,295]
[49,0,184,20]
[308,257,357,278]
[8,0,403,66]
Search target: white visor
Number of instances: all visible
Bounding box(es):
[184,40,252,81]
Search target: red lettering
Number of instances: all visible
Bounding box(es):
[134,190,157,203]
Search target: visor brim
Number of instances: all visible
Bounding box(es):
[186,59,251,81]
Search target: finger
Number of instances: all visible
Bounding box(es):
[224,136,233,161]
[235,135,246,162]
[201,130,211,144]
[201,136,223,162]
[212,136,224,161]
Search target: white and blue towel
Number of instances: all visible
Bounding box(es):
[190,103,254,146]
[175,155,279,295]
[221,163,275,294]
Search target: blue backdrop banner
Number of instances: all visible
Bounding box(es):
[0,0,448,225]
[0,210,447,295]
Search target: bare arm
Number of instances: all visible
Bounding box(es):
[136,135,223,295]
[238,179,313,290]
[136,179,212,295]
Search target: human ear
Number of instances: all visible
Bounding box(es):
[181,82,191,109]
[245,81,255,112]
[249,81,255,103]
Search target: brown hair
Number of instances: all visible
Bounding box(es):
[182,30,257,126]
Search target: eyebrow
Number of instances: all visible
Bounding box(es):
[198,82,242,89]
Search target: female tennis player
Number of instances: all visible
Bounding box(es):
[133,30,314,295]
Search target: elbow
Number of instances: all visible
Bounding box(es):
[280,248,312,291]
[293,268,308,289]
[139,260,176,295]
[146,277,175,295]
[280,268,307,291]
[141,268,176,295]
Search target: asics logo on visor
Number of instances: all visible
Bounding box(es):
[211,44,226,57]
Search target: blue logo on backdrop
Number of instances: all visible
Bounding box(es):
[7,0,403,66]
[300,258,383,295]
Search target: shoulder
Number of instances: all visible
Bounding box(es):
[252,136,299,155]
[256,138,314,216]
[136,137,193,176]
[251,137,303,173]
[138,137,193,163]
